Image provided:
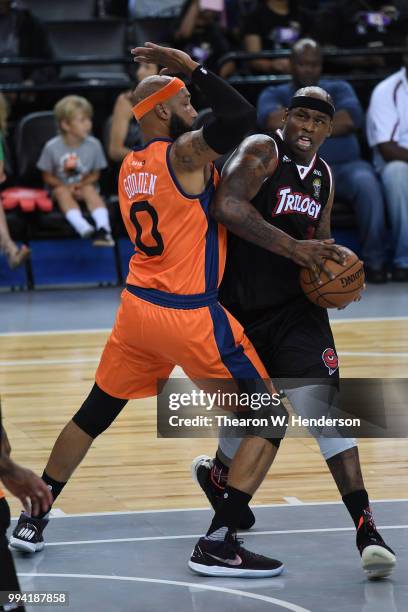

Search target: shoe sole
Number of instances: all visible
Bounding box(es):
[92,241,115,247]
[362,545,396,579]
[9,537,44,554]
[188,560,284,578]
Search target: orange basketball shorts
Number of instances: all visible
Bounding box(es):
[95,287,270,399]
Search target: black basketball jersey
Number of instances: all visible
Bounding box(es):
[219,131,333,311]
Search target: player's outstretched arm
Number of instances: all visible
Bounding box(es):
[132,43,257,171]
[211,134,345,280]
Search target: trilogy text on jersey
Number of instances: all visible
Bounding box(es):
[272,186,322,220]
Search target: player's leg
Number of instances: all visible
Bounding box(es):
[80,184,114,247]
[9,383,128,553]
[10,291,173,553]
[194,301,396,578]
[284,386,396,578]
[53,185,94,238]
[278,305,396,579]
[182,304,286,577]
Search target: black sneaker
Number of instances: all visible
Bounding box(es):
[192,455,255,530]
[189,531,284,578]
[357,509,396,579]
[92,228,115,247]
[9,512,49,553]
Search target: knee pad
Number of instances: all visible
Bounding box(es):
[72,383,127,438]
[218,436,242,462]
[316,437,357,461]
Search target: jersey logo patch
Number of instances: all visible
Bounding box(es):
[273,186,322,220]
[312,178,321,199]
[322,348,338,375]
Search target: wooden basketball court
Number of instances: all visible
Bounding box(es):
[1,317,407,517]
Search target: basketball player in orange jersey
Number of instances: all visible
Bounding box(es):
[10,44,345,577]
[192,87,396,579]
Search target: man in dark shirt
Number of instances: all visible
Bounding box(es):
[243,0,301,74]
[258,38,388,282]
[0,0,54,86]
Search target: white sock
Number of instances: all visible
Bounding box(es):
[91,207,111,232]
[65,209,93,237]
[206,526,228,541]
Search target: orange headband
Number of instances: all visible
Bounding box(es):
[132,77,186,121]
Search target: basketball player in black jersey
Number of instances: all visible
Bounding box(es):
[190,87,396,579]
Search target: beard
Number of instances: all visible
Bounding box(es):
[169,113,193,140]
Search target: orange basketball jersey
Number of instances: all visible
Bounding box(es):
[119,138,226,297]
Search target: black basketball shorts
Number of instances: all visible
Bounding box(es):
[230,295,339,384]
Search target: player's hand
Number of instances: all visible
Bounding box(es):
[131,42,199,77]
[0,457,53,516]
[291,238,346,284]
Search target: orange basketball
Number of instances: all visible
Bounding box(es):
[300,246,365,308]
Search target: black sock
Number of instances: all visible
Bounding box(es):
[32,471,67,519]
[342,489,371,529]
[206,485,252,536]
[210,454,229,491]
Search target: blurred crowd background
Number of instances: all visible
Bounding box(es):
[1,0,408,286]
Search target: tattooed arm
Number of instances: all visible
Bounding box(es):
[211,134,345,274]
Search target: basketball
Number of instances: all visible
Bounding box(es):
[300,247,365,308]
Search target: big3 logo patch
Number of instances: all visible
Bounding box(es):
[322,348,338,375]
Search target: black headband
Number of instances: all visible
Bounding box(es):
[289,95,335,119]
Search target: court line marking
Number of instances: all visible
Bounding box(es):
[13,498,407,521]
[49,509,66,517]
[0,358,99,366]
[282,497,303,505]
[2,349,408,367]
[16,573,310,612]
[330,316,408,324]
[339,351,408,358]
[34,525,408,548]
[1,315,408,337]
[0,328,111,337]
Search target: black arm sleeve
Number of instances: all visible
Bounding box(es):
[191,65,257,154]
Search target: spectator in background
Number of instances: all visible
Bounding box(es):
[367,38,408,282]
[105,0,184,18]
[174,0,234,78]
[258,39,388,283]
[108,62,159,163]
[0,92,30,269]
[313,1,408,71]
[37,96,114,247]
[0,0,54,87]
[243,0,301,74]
